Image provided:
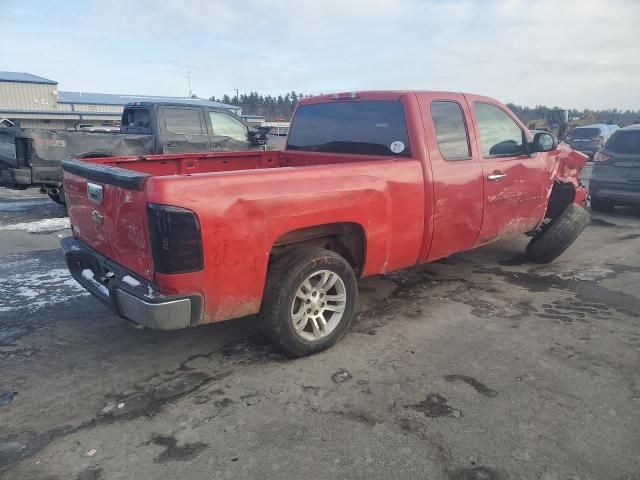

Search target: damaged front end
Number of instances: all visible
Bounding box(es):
[548,144,589,207]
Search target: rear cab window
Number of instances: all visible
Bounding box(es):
[431,101,471,160]
[474,102,526,157]
[121,108,151,133]
[162,108,205,135]
[287,101,411,156]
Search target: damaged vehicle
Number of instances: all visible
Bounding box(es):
[0,101,268,204]
[61,90,589,356]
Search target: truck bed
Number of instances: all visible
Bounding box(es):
[67,149,394,180]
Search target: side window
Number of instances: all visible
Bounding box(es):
[431,101,471,160]
[163,108,204,135]
[209,112,248,142]
[474,103,525,157]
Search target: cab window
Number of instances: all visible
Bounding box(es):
[474,103,525,157]
[209,112,248,142]
[163,108,205,135]
[431,101,471,160]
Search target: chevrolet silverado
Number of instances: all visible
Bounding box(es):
[61,90,589,356]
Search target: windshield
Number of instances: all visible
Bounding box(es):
[568,128,600,139]
[287,101,411,156]
[606,130,640,154]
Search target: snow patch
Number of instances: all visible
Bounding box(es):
[0,268,89,312]
[81,269,110,297]
[122,275,141,287]
[0,217,70,233]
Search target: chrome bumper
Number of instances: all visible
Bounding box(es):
[61,237,202,330]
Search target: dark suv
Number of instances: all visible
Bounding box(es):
[566,124,618,159]
[589,124,640,212]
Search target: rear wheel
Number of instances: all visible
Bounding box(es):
[526,203,590,264]
[590,195,614,213]
[259,247,357,357]
[48,191,66,205]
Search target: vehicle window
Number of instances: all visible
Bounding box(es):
[163,108,204,135]
[605,130,640,154]
[474,103,525,157]
[209,112,248,142]
[567,127,600,139]
[287,101,411,156]
[122,108,151,132]
[431,101,471,160]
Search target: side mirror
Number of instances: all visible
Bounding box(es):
[248,129,268,146]
[531,131,557,152]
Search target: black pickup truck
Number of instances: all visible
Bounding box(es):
[0,101,268,204]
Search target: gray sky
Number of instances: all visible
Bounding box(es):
[1,0,638,110]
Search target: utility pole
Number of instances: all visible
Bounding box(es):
[187,70,192,98]
[234,88,239,106]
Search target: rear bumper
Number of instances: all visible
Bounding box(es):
[590,181,640,206]
[0,165,31,188]
[61,237,203,330]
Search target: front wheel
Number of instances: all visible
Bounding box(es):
[526,204,590,264]
[259,247,357,357]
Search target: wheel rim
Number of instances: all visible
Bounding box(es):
[290,269,347,342]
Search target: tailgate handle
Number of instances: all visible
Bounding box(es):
[87,183,104,204]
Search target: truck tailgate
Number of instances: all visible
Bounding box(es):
[63,159,155,280]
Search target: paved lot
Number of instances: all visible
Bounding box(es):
[0,186,639,480]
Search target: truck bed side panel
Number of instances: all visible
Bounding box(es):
[148,159,425,322]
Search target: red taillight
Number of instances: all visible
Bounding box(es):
[593,151,611,162]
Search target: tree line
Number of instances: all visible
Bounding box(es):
[506,103,640,127]
[209,92,640,126]
[209,91,312,120]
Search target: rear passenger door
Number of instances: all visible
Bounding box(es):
[417,93,484,261]
[159,107,210,153]
[468,99,548,243]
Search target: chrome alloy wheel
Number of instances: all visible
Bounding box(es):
[290,270,347,341]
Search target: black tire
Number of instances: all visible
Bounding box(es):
[526,204,590,264]
[259,247,357,357]
[590,195,614,213]
[48,191,66,205]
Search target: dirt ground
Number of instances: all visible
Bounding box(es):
[0,184,639,480]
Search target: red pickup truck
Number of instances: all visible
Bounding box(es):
[61,91,589,356]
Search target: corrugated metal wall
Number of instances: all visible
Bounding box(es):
[0,82,62,111]
[0,81,121,128]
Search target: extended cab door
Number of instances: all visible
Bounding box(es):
[159,107,210,153]
[466,97,549,244]
[416,93,484,261]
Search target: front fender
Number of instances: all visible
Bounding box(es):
[548,144,588,187]
[546,145,588,208]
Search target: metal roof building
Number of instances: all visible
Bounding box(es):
[0,71,239,129]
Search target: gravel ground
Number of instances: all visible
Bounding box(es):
[0,185,639,480]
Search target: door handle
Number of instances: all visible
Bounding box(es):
[167,143,177,148]
[487,172,507,181]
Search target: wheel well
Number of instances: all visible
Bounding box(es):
[270,223,366,276]
[545,181,576,221]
